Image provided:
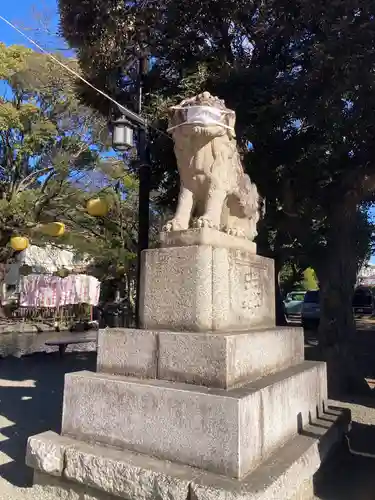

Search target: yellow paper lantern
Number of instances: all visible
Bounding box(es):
[86,198,108,217]
[116,265,126,275]
[10,236,29,252]
[40,222,65,237]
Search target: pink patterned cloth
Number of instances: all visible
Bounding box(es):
[19,274,100,307]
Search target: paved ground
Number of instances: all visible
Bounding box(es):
[313,397,375,500]
[1,351,375,499]
[0,352,97,499]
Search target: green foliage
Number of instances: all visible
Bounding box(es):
[279,263,319,295]
[279,262,303,296]
[0,43,31,79]
[57,0,375,267]
[0,43,111,262]
[51,158,163,306]
[0,42,163,318]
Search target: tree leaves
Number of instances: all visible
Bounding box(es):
[0,43,112,261]
[0,43,31,80]
[56,0,375,273]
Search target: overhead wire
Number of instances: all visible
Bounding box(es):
[0,14,172,141]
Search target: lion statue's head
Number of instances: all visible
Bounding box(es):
[167,91,236,141]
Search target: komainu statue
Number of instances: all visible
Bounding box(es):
[163,92,260,240]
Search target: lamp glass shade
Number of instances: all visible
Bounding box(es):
[10,236,29,251]
[112,120,134,150]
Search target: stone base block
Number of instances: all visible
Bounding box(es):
[140,245,275,332]
[97,328,158,378]
[97,326,304,389]
[158,326,304,388]
[33,472,117,500]
[61,361,327,478]
[27,406,350,500]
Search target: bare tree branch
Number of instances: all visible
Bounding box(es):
[16,166,54,193]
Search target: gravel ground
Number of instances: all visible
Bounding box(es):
[1,351,375,499]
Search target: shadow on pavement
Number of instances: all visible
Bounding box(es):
[0,351,96,487]
[314,433,375,500]
[304,326,375,498]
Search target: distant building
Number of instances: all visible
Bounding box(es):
[357,262,375,286]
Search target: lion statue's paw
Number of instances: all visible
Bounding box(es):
[225,227,247,238]
[162,219,185,232]
[225,227,239,237]
[195,217,218,229]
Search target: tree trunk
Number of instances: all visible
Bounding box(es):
[316,200,368,397]
[275,259,287,326]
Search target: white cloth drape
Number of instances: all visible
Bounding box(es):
[19,274,100,307]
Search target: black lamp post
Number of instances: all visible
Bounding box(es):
[111,57,150,329]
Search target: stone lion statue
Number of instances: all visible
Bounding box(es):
[163,91,260,240]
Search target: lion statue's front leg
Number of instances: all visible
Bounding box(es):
[194,185,227,230]
[162,185,194,232]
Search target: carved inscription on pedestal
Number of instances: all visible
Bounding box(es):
[229,250,267,321]
[242,269,262,313]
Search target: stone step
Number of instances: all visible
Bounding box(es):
[26,406,350,500]
[97,326,304,389]
[60,360,327,479]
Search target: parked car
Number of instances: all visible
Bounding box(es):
[301,290,320,330]
[301,286,374,331]
[352,286,374,315]
[283,291,306,322]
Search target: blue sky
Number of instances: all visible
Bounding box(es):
[1,0,63,49]
[0,0,118,187]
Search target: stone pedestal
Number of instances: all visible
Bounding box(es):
[26,231,350,499]
[140,245,275,332]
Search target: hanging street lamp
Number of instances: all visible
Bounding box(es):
[111,115,134,151]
